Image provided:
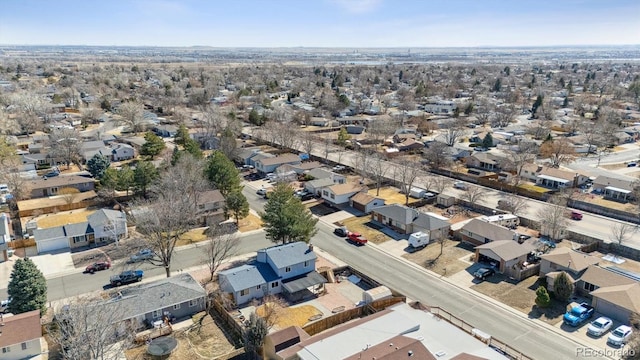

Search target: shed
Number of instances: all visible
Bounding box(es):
[362,286,392,304]
[437,194,455,208]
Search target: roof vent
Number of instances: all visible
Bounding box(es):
[408,350,413,357]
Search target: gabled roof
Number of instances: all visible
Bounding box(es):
[538,167,578,181]
[307,168,334,180]
[64,221,93,237]
[592,175,634,191]
[33,225,65,241]
[475,240,534,260]
[460,219,516,241]
[261,242,316,270]
[372,205,450,230]
[470,153,499,165]
[591,283,640,313]
[292,161,323,171]
[350,192,381,206]
[306,178,335,188]
[327,183,363,196]
[540,247,599,273]
[218,264,275,292]
[80,140,106,151]
[29,175,95,190]
[257,153,301,166]
[579,265,637,288]
[0,310,42,347]
[199,189,225,204]
[87,209,126,227]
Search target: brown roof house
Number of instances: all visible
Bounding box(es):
[349,192,385,214]
[591,283,640,324]
[592,175,635,202]
[539,247,599,291]
[474,240,537,280]
[0,310,43,359]
[535,167,588,189]
[457,218,517,246]
[197,189,226,226]
[29,175,95,199]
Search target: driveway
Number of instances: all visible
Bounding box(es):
[28,250,76,278]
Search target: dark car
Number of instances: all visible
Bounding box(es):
[473,267,495,280]
[85,261,111,274]
[110,270,144,287]
[334,227,348,237]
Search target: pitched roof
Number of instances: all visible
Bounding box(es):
[592,175,634,191]
[199,189,225,204]
[350,192,378,206]
[475,240,535,260]
[64,221,93,237]
[591,283,640,313]
[538,167,578,181]
[327,183,363,196]
[343,335,435,360]
[29,175,95,190]
[306,178,335,188]
[257,153,301,166]
[33,225,66,241]
[0,310,42,347]
[540,247,599,272]
[307,168,333,180]
[292,161,323,171]
[218,264,277,292]
[87,209,126,227]
[268,326,311,353]
[460,219,516,241]
[261,242,317,270]
[579,265,637,288]
[372,205,450,230]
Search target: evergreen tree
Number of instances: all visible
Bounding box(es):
[183,138,203,159]
[133,161,158,198]
[140,132,166,159]
[7,258,47,316]
[337,127,351,147]
[553,272,574,302]
[225,189,249,226]
[260,183,318,244]
[205,151,241,197]
[531,95,543,117]
[492,78,502,92]
[248,109,263,126]
[117,165,135,196]
[535,286,551,308]
[174,124,190,147]
[87,153,111,179]
[482,133,494,149]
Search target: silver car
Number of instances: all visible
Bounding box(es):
[607,325,632,346]
[587,317,612,337]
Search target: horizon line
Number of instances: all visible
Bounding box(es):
[1,44,640,49]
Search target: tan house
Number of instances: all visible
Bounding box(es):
[197,189,226,226]
[591,283,640,323]
[0,310,43,360]
[535,167,588,189]
[349,192,385,214]
[474,240,537,279]
[539,247,600,276]
[457,218,517,246]
[28,175,95,199]
[255,153,301,174]
[321,183,364,206]
[576,265,636,296]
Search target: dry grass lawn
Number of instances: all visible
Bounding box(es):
[176,228,209,247]
[125,313,237,360]
[573,192,636,212]
[368,187,418,205]
[36,209,96,228]
[517,183,552,193]
[238,213,263,232]
[256,303,322,330]
[403,239,474,276]
[339,216,394,244]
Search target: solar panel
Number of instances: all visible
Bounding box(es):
[606,266,640,282]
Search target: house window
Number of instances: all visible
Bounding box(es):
[256,284,261,290]
[323,190,328,196]
[271,281,279,288]
[21,343,28,350]
[285,266,291,273]
[304,261,309,267]
[173,304,181,310]
[240,289,249,296]
[330,193,335,199]
[584,282,597,292]
[152,310,162,318]
[72,235,85,244]
[2,347,9,353]
[49,187,59,194]
[103,224,115,232]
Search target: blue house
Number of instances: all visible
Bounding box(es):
[218,242,326,305]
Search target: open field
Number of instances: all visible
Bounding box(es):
[339,216,394,245]
[36,209,96,228]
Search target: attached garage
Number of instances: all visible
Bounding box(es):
[349,193,385,214]
[34,226,70,253]
[591,283,640,324]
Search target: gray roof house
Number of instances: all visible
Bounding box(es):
[218,242,326,305]
[592,175,635,202]
[457,218,517,246]
[370,204,450,240]
[255,153,302,174]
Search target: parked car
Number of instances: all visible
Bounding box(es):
[127,249,154,263]
[256,188,267,196]
[627,162,637,167]
[334,227,348,237]
[587,317,613,337]
[453,181,467,190]
[563,302,594,326]
[43,170,60,178]
[1,298,11,308]
[473,267,495,281]
[570,211,583,220]
[347,232,367,245]
[85,261,111,274]
[242,165,255,170]
[332,165,346,172]
[608,325,633,346]
[110,270,144,287]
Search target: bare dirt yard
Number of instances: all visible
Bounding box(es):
[403,239,475,276]
[256,302,322,330]
[367,186,419,206]
[471,276,566,325]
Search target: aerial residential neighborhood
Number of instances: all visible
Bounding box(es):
[1,2,640,360]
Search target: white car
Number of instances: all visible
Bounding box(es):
[332,165,346,172]
[1,298,11,308]
[587,317,613,337]
[453,181,467,190]
[607,325,632,346]
[256,188,267,196]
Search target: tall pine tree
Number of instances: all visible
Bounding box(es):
[7,258,47,316]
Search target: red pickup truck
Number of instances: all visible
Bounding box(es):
[347,232,368,246]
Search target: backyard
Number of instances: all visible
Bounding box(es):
[367,186,419,206]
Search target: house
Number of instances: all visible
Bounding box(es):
[535,167,588,189]
[89,273,206,330]
[576,265,636,297]
[371,204,450,239]
[592,175,635,202]
[235,147,262,165]
[466,153,501,171]
[248,152,275,168]
[539,247,599,284]
[423,100,457,114]
[591,283,640,324]
[306,168,346,184]
[218,242,326,305]
[349,193,385,214]
[517,163,541,182]
[457,218,517,246]
[304,178,335,196]
[111,143,136,161]
[197,189,226,226]
[321,183,364,206]
[0,310,43,360]
[33,209,127,253]
[265,302,509,360]
[29,175,95,199]
[255,153,301,174]
[475,240,536,279]
[152,124,178,138]
[395,138,424,152]
[289,161,323,174]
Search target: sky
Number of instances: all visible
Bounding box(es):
[1,0,639,47]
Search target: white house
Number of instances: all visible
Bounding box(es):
[0,310,43,360]
[321,183,364,206]
[349,193,385,213]
[111,143,136,161]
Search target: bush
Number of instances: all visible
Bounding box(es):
[535,286,551,308]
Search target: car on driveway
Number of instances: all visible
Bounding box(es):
[473,267,495,281]
[608,325,632,347]
[587,316,613,337]
[347,232,367,245]
[110,270,144,287]
[127,249,154,263]
[85,261,111,274]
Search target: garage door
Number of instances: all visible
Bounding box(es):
[595,298,630,323]
[36,237,69,253]
[352,201,365,212]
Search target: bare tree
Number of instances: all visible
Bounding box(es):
[503,141,539,187]
[81,106,103,125]
[300,131,316,156]
[461,185,490,209]
[322,136,331,162]
[116,101,145,134]
[49,128,82,169]
[49,296,135,360]
[536,196,569,241]
[442,118,468,146]
[432,176,452,194]
[498,194,529,216]
[396,159,421,205]
[203,226,240,282]
[0,107,21,135]
[609,222,636,256]
[422,141,452,169]
[351,148,372,182]
[59,187,80,205]
[370,153,388,196]
[539,138,577,167]
[491,104,517,128]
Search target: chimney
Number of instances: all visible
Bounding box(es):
[308,244,314,252]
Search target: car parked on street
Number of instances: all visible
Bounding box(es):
[256,188,267,196]
[127,249,154,263]
[110,270,144,287]
[587,316,613,337]
[332,165,346,172]
[85,261,111,274]
[607,325,632,346]
[334,227,348,237]
[473,267,495,281]
[453,181,467,190]
[347,232,367,245]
